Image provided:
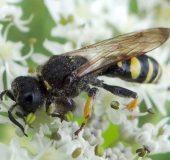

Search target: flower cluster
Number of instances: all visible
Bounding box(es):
[0,0,170,160]
[0,0,34,90]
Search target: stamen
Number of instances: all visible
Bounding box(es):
[110,100,119,110]
[14,44,34,61]
[50,132,61,141]
[64,111,73,122]
[28,67,36,74]
[94,145,104,157]
[136,145,151,157]
[3,22,14,41]
[147,108,156,114]
[25,113,36,125]
[72,147,82,158]
[28,38,37,45]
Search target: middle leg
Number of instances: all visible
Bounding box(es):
[74,87,98,136]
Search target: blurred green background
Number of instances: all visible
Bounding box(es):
[1,0,170,159]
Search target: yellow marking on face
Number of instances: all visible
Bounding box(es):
[152,65,162,83]
[144,58,153,83]
[44,80,52,90]
[117,61,122,67]
[130,57,141,79]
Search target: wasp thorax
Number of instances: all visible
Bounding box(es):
[63,74,75,85]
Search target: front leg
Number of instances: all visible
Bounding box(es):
[0,90,15,101]
[16,111,35,129]
[46,96,76,121]
[75,87,98,136]
[16,111,26,121]
[8,104,28,137]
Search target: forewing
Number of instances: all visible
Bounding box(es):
[63,28,170,77]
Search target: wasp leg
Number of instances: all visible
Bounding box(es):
[45,98,65,121]
[74,87,98,136]
[8,104,28,137]
[102,83,139,115]
[91,78,138,99]
[46,100,65,121]
[0,90,15,101]
[102,83,138,99]
[16,111,26,121]
[49,113,64,122]
[93,80,139,115]
[16,111,34,129]
[126,98,139,112]
[46,96,76,122]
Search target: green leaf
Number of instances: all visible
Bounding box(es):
[129,0,138,15]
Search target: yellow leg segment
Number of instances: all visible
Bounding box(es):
[126,98,139,111]
[75,96,93,136]
[126,98,139,120]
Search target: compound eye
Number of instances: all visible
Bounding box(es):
[17,93,34,106]
[24,93,33,102]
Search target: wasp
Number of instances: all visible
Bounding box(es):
[0,28,170,136]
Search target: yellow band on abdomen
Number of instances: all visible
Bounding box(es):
[144,58,153,83]
[152,65,162,83]
[130,57,141,79]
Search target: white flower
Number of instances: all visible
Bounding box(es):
[87,113,109,133]
[30,122,105,160]
[0,0,22,5]
[43,39,73,55]
[111,142,136,160]
[135,117,170,154]
[0,138,31,160]
[83,126,104,145]
[31,39,73,64]
[45,0,112,47]
[0,24,33,88]
[118,118,139,143]
[0,4,33,32]
[104,148,118,160]
[0,5,33,32]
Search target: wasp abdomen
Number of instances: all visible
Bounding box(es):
[100,55,162,83]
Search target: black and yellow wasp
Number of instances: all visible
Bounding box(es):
[0,28,170,136]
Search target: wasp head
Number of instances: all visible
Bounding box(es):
[11,76,44,113]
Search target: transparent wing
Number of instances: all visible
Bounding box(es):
[63,28,170,77]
